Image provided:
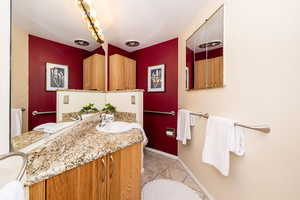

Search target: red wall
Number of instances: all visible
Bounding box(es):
[186,47,194,89]
[132,38,178,155]
[28,35,94,130]
[108,44,133,58]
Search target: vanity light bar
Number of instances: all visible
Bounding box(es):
[75,0,104,44]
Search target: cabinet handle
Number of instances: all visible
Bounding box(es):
[101,158,106,183]
[109,155,114,178]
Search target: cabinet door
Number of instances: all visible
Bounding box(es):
[83,57,92,89]
[109,54,125,90]
[107,150,121,200]
[124,58,136,89]
[206,58,215,88]
[107,143,141,200]
[194,60,206,89]
[29,181,46,200]
[92,54,105,90]
[46,157,107,200]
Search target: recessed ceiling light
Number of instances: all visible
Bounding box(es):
[199,40,222,49]
[74,39,90,46]
[125,40,140,47]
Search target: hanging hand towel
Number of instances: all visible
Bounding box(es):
[177,109,192,145]
[11,109,22,137]
[202,116,245,176]
[0,181,25,200]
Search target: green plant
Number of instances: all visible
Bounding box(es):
[79,103,99,114]
[102,103,116,114]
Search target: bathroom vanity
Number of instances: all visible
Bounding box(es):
[22,114,143,200]
[29,143,141,200]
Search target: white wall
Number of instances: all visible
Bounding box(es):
[56,91,106,121]
[0,0,11,153]
[11,25,29,132]
[178,0,300,199]
[57,90,144,124]
[106,91,144,125]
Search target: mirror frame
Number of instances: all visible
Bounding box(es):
[185,4,225,91]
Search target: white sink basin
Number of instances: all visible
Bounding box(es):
[96,121,135,133]
[96,121,148,147]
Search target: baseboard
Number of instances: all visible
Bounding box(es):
[145,147,178,160]
[177,158,215,200]
[144,147,215,200]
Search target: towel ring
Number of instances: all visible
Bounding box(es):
[0,152,27,181]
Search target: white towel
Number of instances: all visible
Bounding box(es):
[130,123,149,146]
[177,109,192,145]
[11,109,22,137]
[33,122,75,134]
[202,116,245,176]
[0,181,25,200]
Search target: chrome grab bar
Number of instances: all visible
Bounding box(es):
[32,110,56,116]
[144,110,176,116]
[191,112,271,134]
[0,152,27,181]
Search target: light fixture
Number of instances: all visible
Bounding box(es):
[125,40,140,47]
[75,0,104,44]
[198,40,222,49]
[74,39,90,46]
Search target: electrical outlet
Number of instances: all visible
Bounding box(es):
[131,95,136,104]
[63,95,69,104]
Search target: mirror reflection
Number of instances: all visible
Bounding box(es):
[186,6,224,90]
[10,0,105,151]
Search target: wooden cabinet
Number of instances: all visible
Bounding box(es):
[107,143,141,200]
[29,143,141,200]
[83,54,105,90]
[109,54,136,90]
[194,56,223,89]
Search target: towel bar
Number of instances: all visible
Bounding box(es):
[144,110,176,116]
[190,112,271,134]
[32,110,56,116]
[0,152,27,181]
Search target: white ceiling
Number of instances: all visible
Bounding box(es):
[186,6,224,53]
[13,0,208,52]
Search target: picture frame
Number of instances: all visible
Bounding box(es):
[46,63,68,91]
[147,64,165,92]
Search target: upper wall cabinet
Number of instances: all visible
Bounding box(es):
[83,54,105,90]
[186,6,224,90]
[109,54,136,90]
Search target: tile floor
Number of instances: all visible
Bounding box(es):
[142,150,209,200]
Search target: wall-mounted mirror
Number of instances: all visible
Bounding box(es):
[10,0,105,151]
[186,6,224,90]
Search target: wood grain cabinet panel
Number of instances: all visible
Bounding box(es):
[107,143,141,200]
[29,143,141,200]
[29,181,46,200]
[109,54,136,90]
[109,54,125,91]
[124,57,136,89]
[194,59,206,89]
[194,56,223,89]
[46,157,106,200]
[83,54,105,90]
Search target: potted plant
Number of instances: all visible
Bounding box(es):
[78,103,99,120]
[102,103,116,114]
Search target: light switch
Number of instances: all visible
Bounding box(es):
[63,95,69,104]
[131,95,136,104]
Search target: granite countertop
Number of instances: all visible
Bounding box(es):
[24,114,143,186]
[12,130,46,151]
